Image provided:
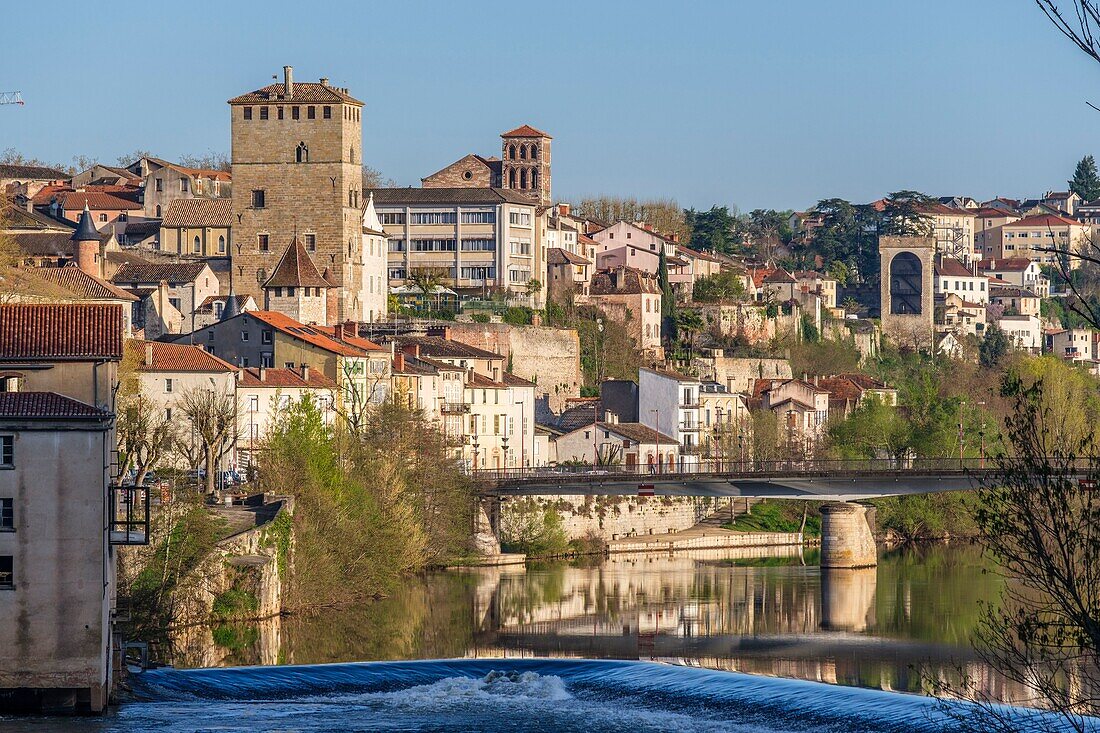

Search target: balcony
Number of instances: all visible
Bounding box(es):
[679,443,702,455]
[109,484,150,545]
[441,402,470,414]
[678,421,702,432]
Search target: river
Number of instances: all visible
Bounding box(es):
[9,543,1096,731]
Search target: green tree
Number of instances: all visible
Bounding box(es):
[1069,154,1100,201]
[658,246,677,341]
[879,190,936,237]
[675,309,705,361]
[692,270,747,302]
[685,205,740,254]
[978,325,1010,368]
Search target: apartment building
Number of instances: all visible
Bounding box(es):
[371,187,542,305]
[973,207,1020,258]
[934,257,988,304]
[977,257,1050,297]
[1000,214,1091,269]
[638,367,702,469]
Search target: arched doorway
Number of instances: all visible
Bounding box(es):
[889,252,923,315]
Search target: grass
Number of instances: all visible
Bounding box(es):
[723,500,823,536]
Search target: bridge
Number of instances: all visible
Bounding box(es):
[469,458,1019,570]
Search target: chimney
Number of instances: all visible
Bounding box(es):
[235,368,242,383]
[300,364,309,381]
[393,352,405,372]
[319,77,329,87]
[333,323,343,340]
[558,203,570,217]
[144,342,153,366]
[283,65,294,97]
[258,366,266,382]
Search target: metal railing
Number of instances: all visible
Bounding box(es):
[109,484,150,545]
[440,402,470,414]
[465,457,1020,485]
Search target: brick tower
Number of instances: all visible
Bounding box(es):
[228,66,366,322]
[501,125,551,206]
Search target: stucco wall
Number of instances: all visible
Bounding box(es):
[501,494,717,542]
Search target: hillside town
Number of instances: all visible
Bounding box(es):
[5,63,1100,714]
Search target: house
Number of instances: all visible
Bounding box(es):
[360,193,389,323]
[69,164,142,188]
[972,207,1021,259]
[0,164,68,198]
[143,162,231,219]
[934,257,988,304]
[552,419,679,471]
[546,247,593,301]
[760,268,798,302]
[940,293,987,337]
[160,198,232,258]
[1043,190,1081,217]
[752,378,831,449]
[111,260,219,333]
[994,314,1043,353]
[999,214,1091,269]
[977,257,1050,297]
[815,373,898,421]
[1048,327,1095,362]
[585,265,663,356]
[236,365,337,466]
[793,270,839,309]
[590,221,692,294]
[638,367,702,469]
[193,294,257,330]
[261,237,333,325]
[24,263,138,335]
[699,381,750,461]
[989,285,1040,317]
[0,303,126,713]
[916,203,976,261]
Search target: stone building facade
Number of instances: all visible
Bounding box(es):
[228,66,367,322]
[421,125,552,207]
[879,236,935,348]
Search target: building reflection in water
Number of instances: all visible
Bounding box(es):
[168,542,1044,704]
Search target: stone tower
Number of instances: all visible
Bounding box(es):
[879,236,934,348]
[70,204,101,277]
[500,125,551,206]
[228,66,366,322]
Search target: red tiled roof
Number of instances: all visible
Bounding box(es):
[762,268,796,284]
[162,198,233,228]
[934,257,974,277]
[128,340,237,373]
[264,237,331,288]
[977,257,1033,272]
[245,311,370,357]
[973,207,1018,219]
[29,264,138,301]
[312,324,385,352]
[1004,213,1081,228]
[501,124,551,138]
[749,267,776,288]
[916,203,975,217]
[0,392,109,419]
[31,184,74,205]
[0,303,124,360]
[59,191,142,211]
[237,366,336,388]
[503,372,536,387]
[228,82,362,105]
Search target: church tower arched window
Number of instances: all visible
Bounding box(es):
[509,169,517,188]
[519,169,527,189]
[508,144,516,160]
[296,142,309,163]
[519,145,527,160]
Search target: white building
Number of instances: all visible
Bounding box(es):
[361,193,389,322]
[638,367,702,469]
[994,314,1042,353]
[934,257,988,304]
[552,419,679,470]
[236,366,338,465]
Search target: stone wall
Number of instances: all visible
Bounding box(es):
[693,354,793,392]
[447,323,581,412]
[501,494,717,542]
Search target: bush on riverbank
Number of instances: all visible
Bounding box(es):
[259,396,476,609]
[499,499,570,556]
[870,492,978,541]
[724,500,823,536]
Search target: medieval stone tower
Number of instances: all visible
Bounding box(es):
[228,66,366,323]
[500,125,551,206]
[879,236,935,348]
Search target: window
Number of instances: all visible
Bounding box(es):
[0,436,11,467]
[410,238,456,252]
[461,266,495,281]
[287,287,296,297]
[307,106,316,119]
[251,190,266,208]
[0,556,11,589]
[180,178,189,193]
[323,106,332,119]
[191,235,200,254]
[274,287,283,297]
[241,331,250,342]
[411,212,457,225]
[277,106,284,120]
[461,239,495,251]
[509,268,531,284]
[292,106,300,120]
[243,107,253,120]
[296,142,309,163]
[155,178,163,192]
[259,106,269,120]
[461,211,495,224]
[508,144,516,160]
[258,234,269,251]
[99,213,108,222]
[218,235,226,253]
[168,297,180,311]
[155,205,161,217]
[164,378,174,394]
[509,211,531,226]
[261,329,273,344]
[304,233,316,251]
[388,239,406,252]
[380,212,405,225]
[165,408,172,421]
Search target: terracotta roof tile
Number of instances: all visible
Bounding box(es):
[0,164,68,180]
[162,198,233,228]
[244,311,369,357]
[0,303,124,360]
[0,392,109,419]
[129,340,237,372]
[228,82,362,105]
[546,247,591,266]
[237,366,336,388]
[58,191,142,211]
[501,124,551,138]
[1005,213,1081,228]
[934,258,975,277]
[112,261,209,284]
[977,257,1033,272]
[29,264,139,301]
[594,421,678,446]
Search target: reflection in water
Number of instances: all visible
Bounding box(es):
[167,543,1015,701]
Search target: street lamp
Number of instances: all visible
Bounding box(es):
[651,408,661,474]
[471,434,480,472]
[515,400,526,470]
[595,317,605,386]
[958,399,967,464]
[738,431,745,472]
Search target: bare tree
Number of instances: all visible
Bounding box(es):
[115,394,176,486]
[177,387,237,496]
[362,164,396,191]
[178,151,231,173]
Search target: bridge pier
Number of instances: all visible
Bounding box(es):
[819,502,877,569]
[473,497,502,557]
[820,567,877,631]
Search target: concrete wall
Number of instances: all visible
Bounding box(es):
[0,421,114,712]
[447,323,581,413]
[501,494,715,542]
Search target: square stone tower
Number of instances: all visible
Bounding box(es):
[501,125,551,206]
[228,66,366,322]
[879,235,935,348]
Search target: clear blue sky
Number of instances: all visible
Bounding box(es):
[2,1,1097,211]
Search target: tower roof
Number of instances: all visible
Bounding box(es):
[264,237,332,289]
[220,290,242,321]
[70,204,100,242]
[501,124,551,139]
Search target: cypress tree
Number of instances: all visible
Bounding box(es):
[1069,155,1100,202]
[658,247,677,341]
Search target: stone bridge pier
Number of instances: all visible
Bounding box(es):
[473,497,502,557]
[819,502,877,569]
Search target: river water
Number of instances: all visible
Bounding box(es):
[9,544,1097,731]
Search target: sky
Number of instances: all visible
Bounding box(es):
[2,1,1098,212]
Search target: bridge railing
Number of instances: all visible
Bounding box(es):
[467,457,1002,484]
